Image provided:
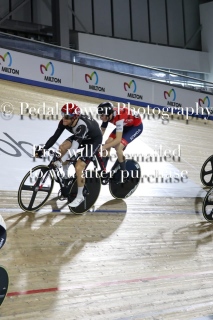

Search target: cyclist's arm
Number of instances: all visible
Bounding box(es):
[103,119,124,149]
[103,132,123,149]
[43,122,65,149]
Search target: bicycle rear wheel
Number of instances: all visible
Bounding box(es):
[202,187,213,222]
[68,171,101,214]
[200,155,213,187]
[0,266,9,306]
[18,165,54,212]
[109,159,141,199]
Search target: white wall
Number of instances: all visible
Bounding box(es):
[78,33,210,74]
[200,2,213,82]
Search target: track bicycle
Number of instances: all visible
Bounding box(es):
[0,266,9,306]
[200,155,213,221]
[200,155,213,187]
[18,150,141,214]
[202,186,213,222]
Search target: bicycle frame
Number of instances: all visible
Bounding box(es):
[18,149,141,213]
[93,151,106,171]
[44,149,119,196]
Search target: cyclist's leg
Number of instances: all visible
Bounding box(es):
[57,137,73,178]
[114,124,143,181]
[59,139,72,157]
[116,123,143,160]
[69,137,102,207]
[106,124,143,165]
[108,124,143,183]
[103,128,131,172]
[68,158,86,207]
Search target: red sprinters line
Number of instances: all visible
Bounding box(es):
[6,270,213,297]
[7,287,58,297]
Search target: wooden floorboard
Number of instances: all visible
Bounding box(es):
[0,79,213,320]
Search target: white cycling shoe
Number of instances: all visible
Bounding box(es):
[68,196,84,208]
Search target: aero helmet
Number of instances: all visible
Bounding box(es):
[61,103,81,120]
[97,102,114,116]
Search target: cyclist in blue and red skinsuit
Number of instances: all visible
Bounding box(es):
[97,102,143,175]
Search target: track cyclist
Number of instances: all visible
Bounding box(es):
[35,103,102,207]
[97,101,143,182]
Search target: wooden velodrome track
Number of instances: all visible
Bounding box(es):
[0,79,213,320]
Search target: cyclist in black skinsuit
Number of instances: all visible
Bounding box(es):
[35,103,102,208]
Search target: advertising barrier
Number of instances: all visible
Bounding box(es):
[0,47,212,120]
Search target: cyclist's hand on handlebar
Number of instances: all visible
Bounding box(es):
[101,144,108,152]
[98,144,106,151]
[35,146,44,158]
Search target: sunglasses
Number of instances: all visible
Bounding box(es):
[99,114,109,117]
[61,112,75,119]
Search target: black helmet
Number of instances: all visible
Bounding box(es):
[97,102,114,116]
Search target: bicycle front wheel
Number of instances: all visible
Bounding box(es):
[18,165,54,212]
[200,155,213,187]
[202,187,213,222]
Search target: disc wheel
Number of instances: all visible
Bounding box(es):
[18,165,54,212]
[68,171,101,214]
[200,155,213,187]
[202,187,213,222]
[109,160,141,199]
[0,266,9,306]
